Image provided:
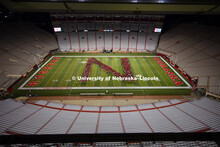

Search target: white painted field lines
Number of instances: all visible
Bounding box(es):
[18,56,54,90]
[18,56,192,90]
[56,56,158,58]
[160,57,191,88]
[19,86,191,90]
[134,58,150,87]
[57,58,75,87]
[147,58,169,86]
[68,58,86,96]
[44,58,67,87]
[64,57,80,87]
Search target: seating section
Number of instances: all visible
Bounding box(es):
[98,113,123,133]
[141,109,181,132]
[0,23,58,90]
[0,97,219,135]
[55,22,159,52]
[157,23,220,95]
[0,99,24,117]
[1,141,218,147]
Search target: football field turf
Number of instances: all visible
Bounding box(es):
[15,53,192,96]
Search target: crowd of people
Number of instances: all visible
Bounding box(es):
[81,58,134,82]
[121,58,134,78]
[81,58,94,82]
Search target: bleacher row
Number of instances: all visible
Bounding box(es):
[94,141,218,147]
[55,22,160,52]
[0,97,219,135]
[157,23,220,95]
[0,141,218,147]
[57,31,159,52]
[0,23,58,90]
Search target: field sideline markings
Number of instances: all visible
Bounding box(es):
[19,86,191,90]
[18,56,54,90]
[54,56,159,58]
[159,57,191,88]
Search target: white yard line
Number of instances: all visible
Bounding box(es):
[64,58,81,87]
[18,56,54,90]
[59,58,78,87]
[134,58,152,87]
[55,56,158,57]
[138,58,155,86]
[19,86,191,90]
[68,59,85,96]
[146,58,167,86]
[53,58,72,87]
[159,57,192,88]
[44,58,68,87]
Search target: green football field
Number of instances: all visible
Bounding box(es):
[15,53,192,96]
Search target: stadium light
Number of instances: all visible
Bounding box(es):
[54,27,62,32]
[132,0,138,3]
[154,28,162,33]
[158,0,165,3]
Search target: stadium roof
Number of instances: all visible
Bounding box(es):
[1,0,220,14]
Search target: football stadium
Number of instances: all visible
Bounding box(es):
[0,0,220,146]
